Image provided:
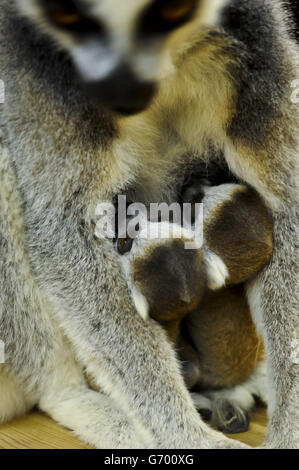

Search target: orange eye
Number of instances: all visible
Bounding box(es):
[161,0,196,22]
[47,3,101,34]
[50,7,83,26]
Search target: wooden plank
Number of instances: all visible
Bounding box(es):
[0,406,267,449]
[0,413,90,449]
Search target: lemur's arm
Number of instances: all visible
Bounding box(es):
[218,2,299,447]
[224,153,299,449]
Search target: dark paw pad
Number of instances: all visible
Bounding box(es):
[212,399,250,434]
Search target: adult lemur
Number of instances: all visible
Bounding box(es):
[0,0,298,449]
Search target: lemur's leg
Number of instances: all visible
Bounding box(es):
[0,368,34,424]
[42,386,145,449]
[191,359,268,434]
[246,207,299,448]
[222,145,298,447]
[38,344,146,449]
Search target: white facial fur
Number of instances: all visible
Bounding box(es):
[17,0,228,83]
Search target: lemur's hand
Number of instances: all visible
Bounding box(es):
[116,219,206,327]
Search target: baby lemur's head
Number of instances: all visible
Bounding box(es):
[16,0,226,114]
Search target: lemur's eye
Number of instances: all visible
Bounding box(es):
[161,0,197,22]
[43,1,101,34]
[139,0,197,37]
[50,7,83,27]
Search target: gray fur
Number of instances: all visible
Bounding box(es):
[0,0,298,448]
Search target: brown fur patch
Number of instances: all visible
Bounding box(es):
[132,239,206,325]
[186,285,265,390]
[204,187,273,284]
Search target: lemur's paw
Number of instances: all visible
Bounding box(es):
[212,399,250,434]
[192,393,251,434]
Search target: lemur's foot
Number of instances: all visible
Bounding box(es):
[211,399,250,433]
[192,394,250,434]
[192,359,268,434]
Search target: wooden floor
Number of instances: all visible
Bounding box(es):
[0,406,267,449]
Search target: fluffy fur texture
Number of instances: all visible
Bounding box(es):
[118,180,270,433]
[0,0,298,448]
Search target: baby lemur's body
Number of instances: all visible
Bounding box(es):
[0,0,298,449]
[118,170,271,433]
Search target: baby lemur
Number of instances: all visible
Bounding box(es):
[0,0,298,449]
[116,165,272,433]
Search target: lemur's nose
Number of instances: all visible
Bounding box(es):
[82,63,156,115]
